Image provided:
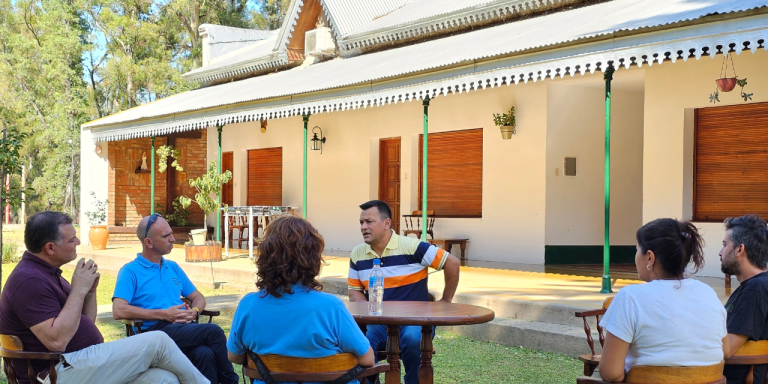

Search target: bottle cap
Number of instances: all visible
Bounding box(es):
[373,258,381,265]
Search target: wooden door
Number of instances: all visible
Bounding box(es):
[222,152,233,206]
[379,138,401,234]
[247,148,283,206]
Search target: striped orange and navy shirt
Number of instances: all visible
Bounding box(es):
[348,230,449,302]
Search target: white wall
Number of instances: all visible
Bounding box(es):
[545,81,644,246]
[216,82,549,264]
[644,49,768,276]
[79,130,110,245]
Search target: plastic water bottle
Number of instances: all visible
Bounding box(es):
[368,258,384,316]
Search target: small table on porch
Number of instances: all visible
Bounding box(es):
[428,239,469,264]
[345,301,495,384]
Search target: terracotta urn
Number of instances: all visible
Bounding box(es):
[716,78,738,92]
[89,225,109,250]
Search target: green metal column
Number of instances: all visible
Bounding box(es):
[422,97,430,241]
[150,136,156,215]
[217,126,222,242]
[601,65,615,294]
[302,114,310,219]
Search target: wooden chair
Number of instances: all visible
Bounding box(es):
[402,210,435,240]
[241,353,389,384]
[576,362,726,384]
[121,298,221,336]
[227,215,248,249]
[0,334,61,384]
[724,340,768,384]
[575,297,614,376]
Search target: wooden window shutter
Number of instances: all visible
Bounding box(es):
[418,128,483,218]
[694,102,768,221]
[247,147,283,206]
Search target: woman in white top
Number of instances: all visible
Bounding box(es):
[599,218,728,382]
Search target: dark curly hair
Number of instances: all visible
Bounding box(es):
[255,216,325,298]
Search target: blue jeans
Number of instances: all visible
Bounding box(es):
[366,325,435,384]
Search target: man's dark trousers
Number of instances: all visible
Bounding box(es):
[148,322,239,384]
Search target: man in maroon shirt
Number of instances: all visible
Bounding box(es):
[0,212,209,384]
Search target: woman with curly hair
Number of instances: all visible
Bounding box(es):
[226,215,374,383]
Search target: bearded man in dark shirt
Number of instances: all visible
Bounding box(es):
[720,214,768,384]
[0,212,209,384]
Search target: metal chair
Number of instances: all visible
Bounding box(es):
[0,334,61,384]
[241,352,389,384]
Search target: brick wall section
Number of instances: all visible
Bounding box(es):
[172,132,207,225]
[108,137,168,226]
[108,130,208,227]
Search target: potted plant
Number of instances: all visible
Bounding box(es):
[84,191,109,250]
[179,162,232,262]
[493,106,516,140]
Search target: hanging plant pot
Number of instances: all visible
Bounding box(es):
[716,78,738,92]
[499,126,516,140]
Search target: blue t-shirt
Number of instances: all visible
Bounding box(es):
[113,254,197,328]
[227,285,370,384]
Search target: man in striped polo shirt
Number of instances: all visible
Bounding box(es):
[349,200,460,384]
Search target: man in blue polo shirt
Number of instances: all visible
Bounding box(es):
[112,214,239,384]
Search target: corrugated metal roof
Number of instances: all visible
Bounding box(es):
[85,0,768,132]
[182,31,282,82]
[345,0,507,37]
[321,0,413,37]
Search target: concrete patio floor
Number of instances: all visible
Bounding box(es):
[76,243,736,309]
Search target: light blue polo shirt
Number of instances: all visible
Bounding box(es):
[113,254,197,328]
[227,285,370,384]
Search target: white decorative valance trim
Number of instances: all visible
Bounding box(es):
[90,23,768,143]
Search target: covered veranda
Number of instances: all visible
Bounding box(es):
[80,0,768,286]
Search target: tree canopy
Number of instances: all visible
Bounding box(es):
[0,0,289,221]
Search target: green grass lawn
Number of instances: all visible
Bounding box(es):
[95,311,582,384]
[0,309,583,384]
[0,229,583,383]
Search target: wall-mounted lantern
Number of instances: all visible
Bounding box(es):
[311,126,326,153]
[94,145,103,154]
[260,119,268,133]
